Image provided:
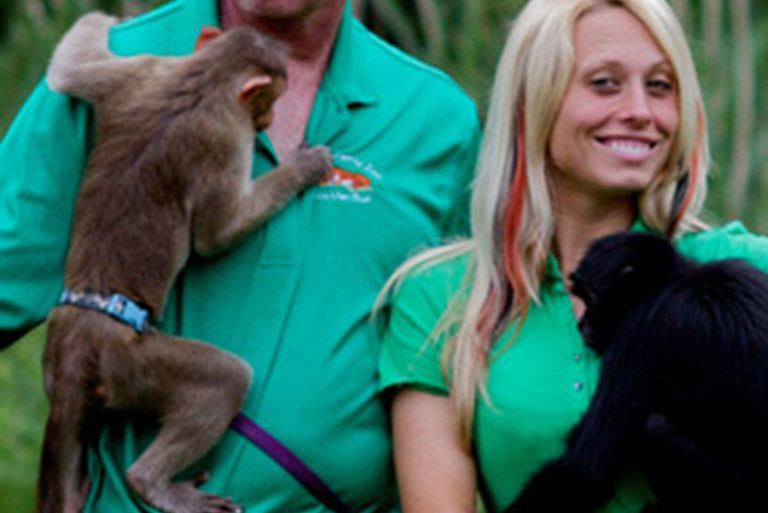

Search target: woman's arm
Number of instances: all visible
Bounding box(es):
[392,388,477,513]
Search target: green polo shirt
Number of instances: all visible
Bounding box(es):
[379,221,768,513]
[0,1,481,511]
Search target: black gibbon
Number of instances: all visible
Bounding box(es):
[505,231,768,513]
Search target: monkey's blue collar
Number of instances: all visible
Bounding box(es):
[58,289,151,334]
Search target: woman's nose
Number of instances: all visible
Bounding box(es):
[618,83,652,126]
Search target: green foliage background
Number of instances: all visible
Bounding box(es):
[1,0,767,510]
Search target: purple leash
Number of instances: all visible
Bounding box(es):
[230,412,353,513]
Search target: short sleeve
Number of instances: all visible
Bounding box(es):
[378,255,469,396]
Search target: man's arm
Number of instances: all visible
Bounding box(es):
[0,81,90,347]
[441,122,482,238]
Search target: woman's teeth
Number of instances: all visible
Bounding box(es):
[601,139,655,158]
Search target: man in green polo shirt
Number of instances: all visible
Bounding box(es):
[0,0,481,511]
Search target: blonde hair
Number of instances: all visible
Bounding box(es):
[380,0,709,445]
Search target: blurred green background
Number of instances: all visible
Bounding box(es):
[1,0,767,511]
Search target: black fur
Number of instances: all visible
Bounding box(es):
[504,232,768,513]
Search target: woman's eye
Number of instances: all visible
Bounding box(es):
[590,77,619,92]
[647,79,673,94]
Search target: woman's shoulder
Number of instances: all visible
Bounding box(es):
[676,221,768,272]
[379,245,472,396]
[392,244,473,304]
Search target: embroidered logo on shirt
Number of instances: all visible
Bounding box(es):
[316,153,379,204]
[321,167,372,191]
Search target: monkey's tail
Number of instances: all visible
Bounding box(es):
[46,11,119,95]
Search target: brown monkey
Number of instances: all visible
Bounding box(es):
[40,12,331,513]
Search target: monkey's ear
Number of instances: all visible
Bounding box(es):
[239,76,273,101]
[194,26,222,51]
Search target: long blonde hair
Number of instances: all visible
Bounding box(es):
[380,0,709,445]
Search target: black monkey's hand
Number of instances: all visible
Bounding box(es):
[641,413,677,441]
[639,413,714,478]
[638,413,752,512]
[503,458,613,513]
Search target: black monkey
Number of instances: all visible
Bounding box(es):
[504,232,768,513]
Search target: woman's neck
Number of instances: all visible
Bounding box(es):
[552,194,635,319]
[552,194,636,283]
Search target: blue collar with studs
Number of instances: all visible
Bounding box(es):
[59,289,151,334]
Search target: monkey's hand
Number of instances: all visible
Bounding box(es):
[284,145,333,188]
[503,458,613,513]
[638,414,751,512]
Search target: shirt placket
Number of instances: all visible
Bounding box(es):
[547,276,594,414]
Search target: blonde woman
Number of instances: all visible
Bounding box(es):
[378,0,768,512]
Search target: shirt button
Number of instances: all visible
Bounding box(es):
[573,381,584,392]
[574,354,583,362]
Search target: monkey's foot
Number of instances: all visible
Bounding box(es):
[127,472,242,513]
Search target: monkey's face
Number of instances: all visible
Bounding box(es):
[570,232,679,353]
[571,271,612,354]
[196,27,287,132]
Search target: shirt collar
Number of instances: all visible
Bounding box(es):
[170,0,377,108]
[321,1,379,108]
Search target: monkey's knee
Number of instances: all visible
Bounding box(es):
[201,351,252,407]
[226,356,253,404]
[202,356,252,419]
[162,349,251,424]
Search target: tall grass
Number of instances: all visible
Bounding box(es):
[0,325,47,512]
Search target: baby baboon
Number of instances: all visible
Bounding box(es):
[40,12,331,513]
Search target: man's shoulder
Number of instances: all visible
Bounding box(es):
[108,0,213,56]
[349,21,459,89]
[346,19,477,113]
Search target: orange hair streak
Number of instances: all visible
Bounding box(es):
[667,105,704,237]
[475,110,529,352]
[502,109,531,323]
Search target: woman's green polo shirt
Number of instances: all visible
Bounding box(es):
[379,221,768,513]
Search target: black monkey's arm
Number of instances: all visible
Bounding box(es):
[504,316,655,513]
[639,414,752,513]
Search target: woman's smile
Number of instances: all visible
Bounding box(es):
[593,135,660,163]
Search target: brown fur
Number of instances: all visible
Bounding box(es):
[40,12,331,513]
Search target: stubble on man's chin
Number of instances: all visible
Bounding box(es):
[233,0,327,20]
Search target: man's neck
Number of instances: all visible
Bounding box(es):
[218,1,346,158]
[219,1,344,62]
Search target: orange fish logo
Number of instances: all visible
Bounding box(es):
[320,167,372,191]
